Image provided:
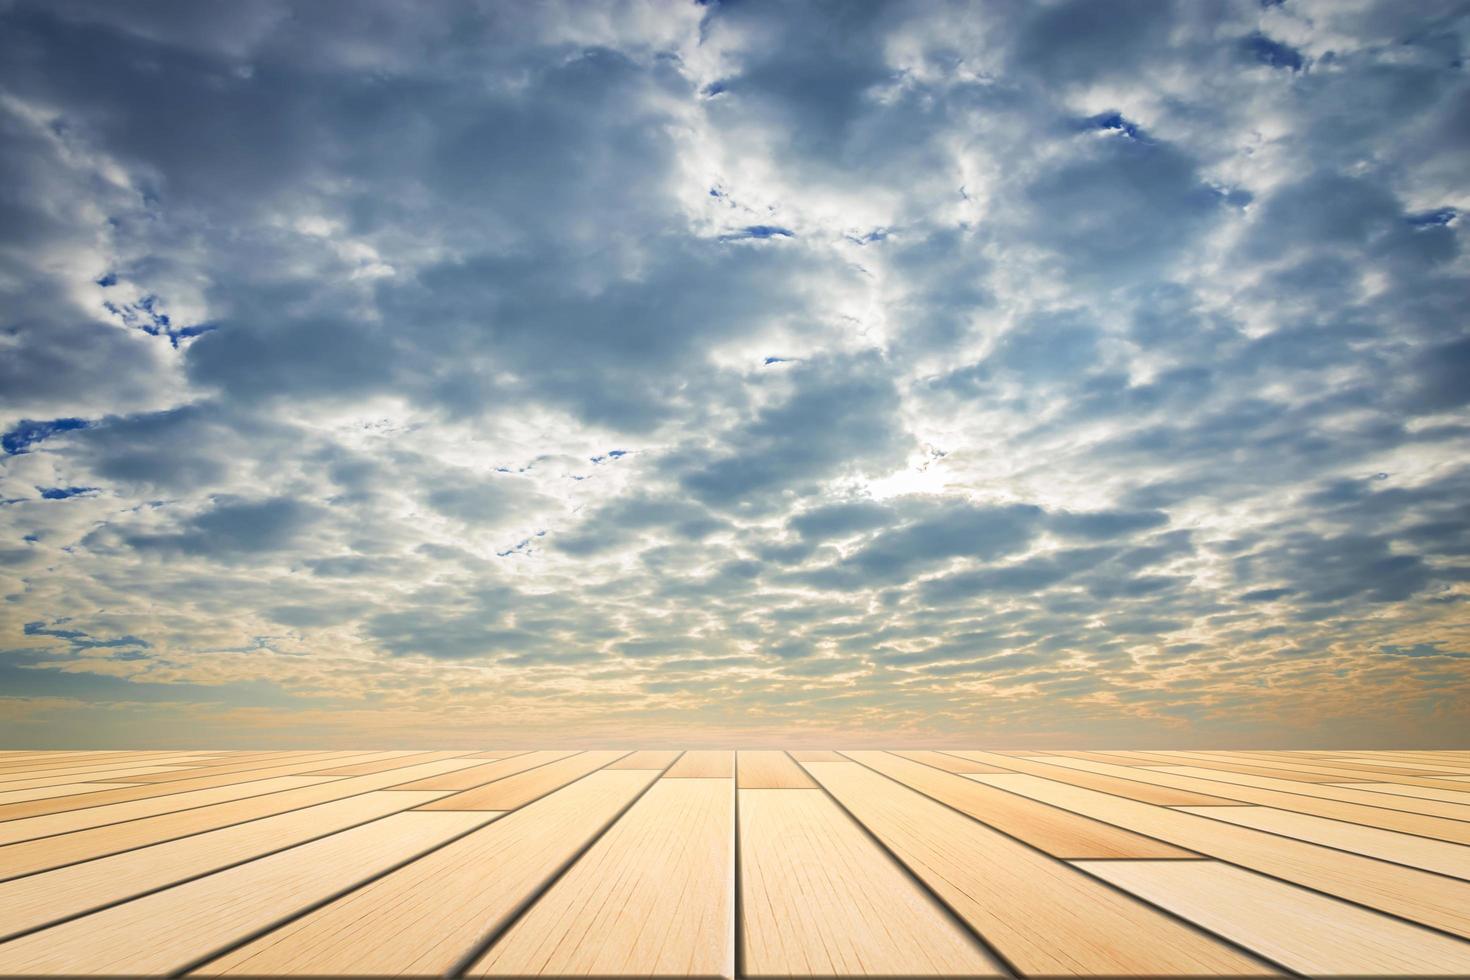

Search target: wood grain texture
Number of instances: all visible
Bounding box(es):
[1177,804,1470,879]
[842,751,1196,858]
[0,763,204,792]
[0,810,489,975]
[665,750,734,778]
[951,751,1243,805]
[1045,758,1470,842]
[972,773,1470,939]
[418,751,628,810]
[0,782,137,805]
[116,751,377,784]
[392,749,579,791]
[605,750,682,770]
[738,787,1002,977]
[1146,764,1470,820]
[1137,751,1470,787]
[0,757,484,880]
[787,750,843,763]
[0,775,339,847]
[473,777,734,977]
[0,790,448,940]
[891,750,1011,774]
[199,769,659,976]
[307,750,475,775]
[737,750,815,788]
[804,760,1266,977]
[1343,781,1470,804]
[1076,859,1470,976]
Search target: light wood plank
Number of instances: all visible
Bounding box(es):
[1343,781,1470,805]
[1143,763,1470,821]
[738,787,1002,977]
[737,750,815,788]
[392,750,578,791]
[1077,859,1470,976]
[892,750,1011,774]
[1053,759,1470,843]
[0,782,137,805]
[117,750,381,783]
[788,750,842,763]
[1337,757,1470,774]
[467,750,533,759]
[308,750,473,776]
[842,751,1195,858]
[198,769,660,975]
[473,777,734,976]
[971,773,1470,938]
[0,790,448,940]
[665,750,734,778]
[0,753,213,779]
[0,764,205,793]
[0,757,484,879]
[418,751,628,810]
[0,756,427,823]
[1177,805,1470,879]
[804,760,1267,976]
[0,811,489,975]
[952,751,1242,805]
[605,750,681,770]
[1140,751,1470,788]
[0,776,340,847]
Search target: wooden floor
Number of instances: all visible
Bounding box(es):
[0,750,1468,976]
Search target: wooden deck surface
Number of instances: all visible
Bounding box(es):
[0,748,1467,976]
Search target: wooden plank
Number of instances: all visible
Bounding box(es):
[1177,805,1470,879]
[0,790,448,940]
[0,782,137,805]
[788,750,842,763]
[467,750,533,759]
[949,751,1243,805]
[665,750,734,778]
[1042,756,1470,828]
[800,761,1261,976]
[737,750,815,788]
[0,756,427,823]
[392,750,578,791]
[842,751,1195,858]
[738,787,1002,977]
[308,750,473,776]
[472,777,734,976]
[418,751,627,810]
[1337,757,1470,773]
[118,750,380,783]
[1140,751,1470,788]
[605,750,681,770]
[892,750,1011,774]
[0,811,489,975]
[0,775,340,847]
[1343,781,1470,805]
[0,757,484,879]
[971,773,1470,939]
[1077,859,1470,975]
[198,769,660,976]
[0,753,212,779]
[0,763,205,792]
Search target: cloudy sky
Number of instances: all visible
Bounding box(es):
[1,0,1467,749]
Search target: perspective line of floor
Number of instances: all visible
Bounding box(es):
[0,747,1466,976]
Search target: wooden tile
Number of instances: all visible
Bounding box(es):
[665,750,734,778]
[841,751,1195,858]
[0,790,447,940]
[1342,781,1470,805]
[738,787,1002,977]
[392,749,579,791]
[0,782,137,806]
[473,777,734,976]
[115,751,375,784]
[198,769,659,975]
[0,764,207,793]
[787,750,843,763]
[950,751,1242,805]
[1177,805,1470,880]
[737,750,815,788]
[804,760,1266,977]
[1077,859,1470,976]
[972,773,1470,939]
[605,750,682,770]
[308,750,475,776]
[418,751,627,810]
[0,811,489,975]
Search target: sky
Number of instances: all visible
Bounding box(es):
[1,0,1467,750]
